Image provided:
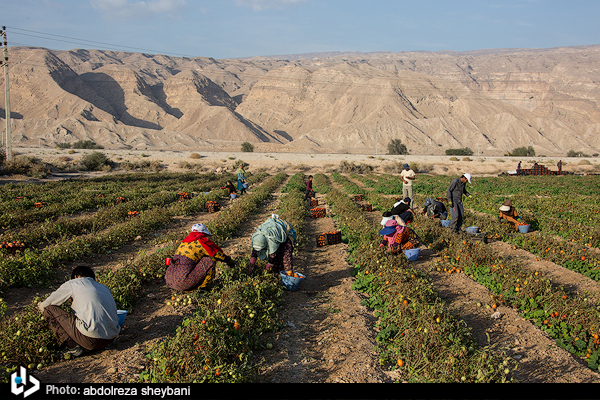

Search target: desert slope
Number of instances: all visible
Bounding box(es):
[1,46,599,155]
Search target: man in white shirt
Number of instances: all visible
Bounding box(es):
[400,163,415,208]
[38,266,120,358]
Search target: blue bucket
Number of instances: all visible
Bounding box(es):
[403,248,420,261]
[280,271,305,291]
[466,226,479,234]
[230,193,237,199]
[441,220,451,228]
[117,310,128,330]
[518,224,530,233]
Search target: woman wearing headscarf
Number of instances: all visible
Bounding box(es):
[165,223,234,292]
[379,217,420,252]
[221,180,237,197]
[499,199,521,231]
[248,214,297,274]
[236,166,248,195]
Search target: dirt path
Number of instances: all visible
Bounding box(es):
[347,175,600,383]
[253,187,397,383]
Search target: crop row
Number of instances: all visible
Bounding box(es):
[140,172,308,383]
[324,173,514,382]
[343,172,600,372]
[0,172,279,380]
[414,216,600,372]
[0,172,232,229]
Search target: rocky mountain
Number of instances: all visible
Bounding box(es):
[1,45,599,155]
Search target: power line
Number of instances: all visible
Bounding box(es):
[5,26,196,58]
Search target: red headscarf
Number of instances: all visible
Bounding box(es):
[182,232,222,257]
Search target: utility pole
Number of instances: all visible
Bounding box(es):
[1,26,11,162]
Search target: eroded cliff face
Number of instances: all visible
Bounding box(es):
[1,45,599,155]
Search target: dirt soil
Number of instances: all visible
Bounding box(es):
[5,171,600,386]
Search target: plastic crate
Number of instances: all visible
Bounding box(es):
[360,203,372,212]
[311,208,326,218]
[353,194,363,202]
[115,196,128,205]
[316,231,342,247]
[310,199,319,207]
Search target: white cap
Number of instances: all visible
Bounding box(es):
[463,173,472,184]
[191,223,211,235]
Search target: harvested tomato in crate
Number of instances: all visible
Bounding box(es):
[310,199,318,207]
[115,196,128,205]
[316,230,342,246]
[205,200,219,213]
[34,202,47,208]
[353,194,363,202]
[310,207,326,218]
[360,203,372,212]
[177,192,191,201]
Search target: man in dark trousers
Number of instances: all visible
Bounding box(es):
[38,266,120,358]
[446,173,472,233]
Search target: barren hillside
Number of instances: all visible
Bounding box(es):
[1,45,599,155]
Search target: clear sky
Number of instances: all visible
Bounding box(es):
[2,0,600,59]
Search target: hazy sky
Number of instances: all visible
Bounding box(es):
[2,0,599,59]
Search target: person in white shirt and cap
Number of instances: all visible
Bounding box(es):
[38,266,120,359]
[400,164,416,208]
[446,173,473,233]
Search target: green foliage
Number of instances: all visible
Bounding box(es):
[55,142,71,149]
[387,139,408,155]
[241,142,254,152]
[80,152,111,171]
[445,148,474,156]
[567,149,590,158]
[72,140,104,149]
[509,146,535,157]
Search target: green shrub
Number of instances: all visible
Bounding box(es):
[241,142,254,152]
[449,157,459,161]
[567,150,590,158]
[72,140,103,150]
[509,146,535,157]
[4,155,51,178]
[0,146,5,166]
[189,153,202,159]
[80,152,110,171]
[56,142,71,149]
[445,148,473,156]
[387,139,408,155]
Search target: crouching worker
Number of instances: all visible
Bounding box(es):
[38,266,120,359]
[499,200,521,231]
[249,214,297,275]
[422,197,448,220]
[379,217,420,252]
[166,223,234,292]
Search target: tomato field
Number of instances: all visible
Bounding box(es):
[0,170,599,383]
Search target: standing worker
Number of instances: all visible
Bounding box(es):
[446,173,472,234]
[557,160,563,174]
[303,175,315,202]
[400,164,415,208]
[236,165,248,194]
